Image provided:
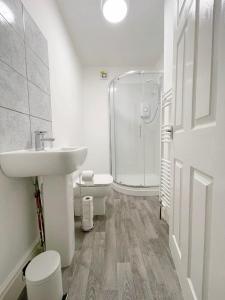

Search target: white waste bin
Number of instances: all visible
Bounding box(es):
[25,250,63,300]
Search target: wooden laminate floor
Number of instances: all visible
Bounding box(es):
[62,191,183,300]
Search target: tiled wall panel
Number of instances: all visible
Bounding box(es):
[0,0,24,38]
[0,1,52,153]
[0,107,31,152]
[0,60,29,113]
[0,14,26,76]
[23,9,49,66]
[26,46,50,94]
[28,82,51,121]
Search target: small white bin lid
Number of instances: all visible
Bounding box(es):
[26,250,61,285]
[76,174,113,187]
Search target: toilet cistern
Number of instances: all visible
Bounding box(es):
[34,130,55,151]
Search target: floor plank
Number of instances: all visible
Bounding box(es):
[67,247,92,299]
[117,263,137,300]
[129,247,154,300]
[85,232,105,300]
[115,197,130,263]
[103,196,118,290]
[102,290,118,300]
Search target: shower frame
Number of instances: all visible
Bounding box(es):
[108,70,163,190]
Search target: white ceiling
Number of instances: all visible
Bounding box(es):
[56,0,164,67]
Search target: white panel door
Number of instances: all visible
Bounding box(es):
[170,0,225,299]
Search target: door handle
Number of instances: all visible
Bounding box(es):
[166,126,173,139]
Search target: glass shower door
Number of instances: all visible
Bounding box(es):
[113,74,145,186]
[142,73,160,186]
[110,71,161,188]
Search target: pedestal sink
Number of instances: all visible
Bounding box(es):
[0,146,88,267]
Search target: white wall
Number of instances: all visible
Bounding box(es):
[0,0,83,297]
[82,64,163,174]
[82,67,121,173]
[164,0,175,93]
[0,175,37,297]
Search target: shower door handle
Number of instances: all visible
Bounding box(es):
[139,124,142,138]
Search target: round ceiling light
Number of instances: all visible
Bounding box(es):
[102,0,128,24]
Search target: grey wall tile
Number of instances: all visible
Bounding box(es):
[0,0,24,38]
[24,9,48,66]
[0,14,26,76]
[28,82,52,121]
[30,116,52,148]
[26,47,50,94]
[0,107,31,152]
[0,60,29,113]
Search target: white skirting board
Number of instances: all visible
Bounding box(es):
[0,238,40,300]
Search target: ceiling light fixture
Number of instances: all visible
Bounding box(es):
[101,0,128,24]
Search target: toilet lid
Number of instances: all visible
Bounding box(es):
[26,250,61,284]
[76,174,113,187]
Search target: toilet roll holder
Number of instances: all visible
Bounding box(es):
[81,196,94,232]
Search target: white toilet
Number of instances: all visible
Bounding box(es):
[74,174,113,216]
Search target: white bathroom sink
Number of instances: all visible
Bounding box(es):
[0,146,88,177]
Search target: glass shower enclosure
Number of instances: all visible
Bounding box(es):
[109,71,162,188]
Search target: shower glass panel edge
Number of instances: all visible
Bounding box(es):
[109,71,162,189]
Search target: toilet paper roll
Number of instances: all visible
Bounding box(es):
[82,170,94,182]
[82,196,94,231]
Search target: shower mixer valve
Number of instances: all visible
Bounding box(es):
[140,103,150,119]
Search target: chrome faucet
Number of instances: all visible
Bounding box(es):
[34,131,55,151]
